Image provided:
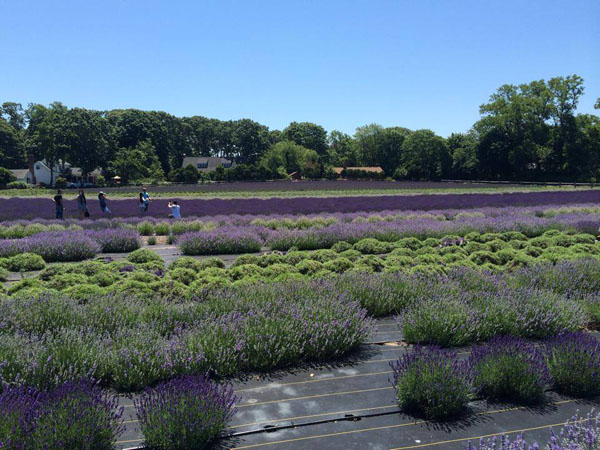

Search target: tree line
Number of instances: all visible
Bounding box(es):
[1,74,599,185]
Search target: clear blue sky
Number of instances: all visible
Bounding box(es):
[1,0,599,137]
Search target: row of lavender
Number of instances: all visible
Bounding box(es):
[3,334,599,450]
[179,211,600,254]
[1,262,598,392]
[1,207,598,260]
[1,189,599,220]
[2,202,599,231]
[0,229,140,261]
[393,333,600,420]
[1,375,235,450]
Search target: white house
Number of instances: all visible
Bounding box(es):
[11,156,101,186]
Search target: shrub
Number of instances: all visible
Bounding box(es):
[331,241,353,253]
[263,263,298,279]
[296,259,324,275]
[6,253,46,272]
[338,249,362,261]
[231,254,261,267]
[0,381,124,450]
[198,257,226,270]
[154,222,171,236]
[353,238,393,254]
[391,346,471,420]
[127,248,164,264]
[92,229,141,253]
[46,273,89,291]
[169,268,197,285]
[6,181,29,189]
[0,266,8,281]
[545,332,600,397]
[323,257,354,273]
[178,229,262,255]
[400,296,481,347]
[469,336,548,404]
[229,264,264,281]
[168,256,203,272]
[147,236,157,245]
[308,249,338,263]
[137,221,155,236]
[134,375,237,450]
[356,255,386,272]
[1,231,100,262]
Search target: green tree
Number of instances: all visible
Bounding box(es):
[401,129,450,180]
[260,141,318,175]
[281,122,328,160]
[447,132,479,178]
[0,167,16,187]
[0,118,25,168]
[231,119,271,164]
[328,130,359,166]
[25,102,71,185]
[1,102,26,131]
[108,140,164,184]
[65,108,113,177]
[354,124,411,174]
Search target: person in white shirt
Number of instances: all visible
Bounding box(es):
[168,201,181,219]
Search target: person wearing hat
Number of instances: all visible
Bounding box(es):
[98,191,111,213]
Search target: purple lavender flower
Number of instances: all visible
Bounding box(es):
[134,374,238,450]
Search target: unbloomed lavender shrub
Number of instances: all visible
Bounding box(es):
[390,346,471,419]
[469,336,549,404]
[135,375,237,450]
[545,332,600,397]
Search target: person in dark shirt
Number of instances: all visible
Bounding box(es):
[54,190,64,219]
[76,189,87,219]
[98,191,111,213]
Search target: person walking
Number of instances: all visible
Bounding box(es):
[168,200,181,219]
[54,189,64,219]
[139,187,151,213]
[98,191,111,213]
[76,189,88,219]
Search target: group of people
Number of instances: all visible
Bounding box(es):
[53,190,110,219]
[52,187,181,219]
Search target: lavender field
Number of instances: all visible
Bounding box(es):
[1,191,600,450]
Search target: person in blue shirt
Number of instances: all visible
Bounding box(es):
[139,187,151,213]
[168,201,181,219]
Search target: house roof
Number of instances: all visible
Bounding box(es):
[10,169,30,179]
[182,156,234,171]
[333,166,384,175]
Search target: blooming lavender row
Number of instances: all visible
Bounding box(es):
[2,201,599,231]
[0,229,140,261]
[0,380,124,450]
[1,189,599,220]
[267,211,600,251]
[135,375,237,450]
[0,285,374,391]
[177,227,265,255]
[391,333,600,420]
